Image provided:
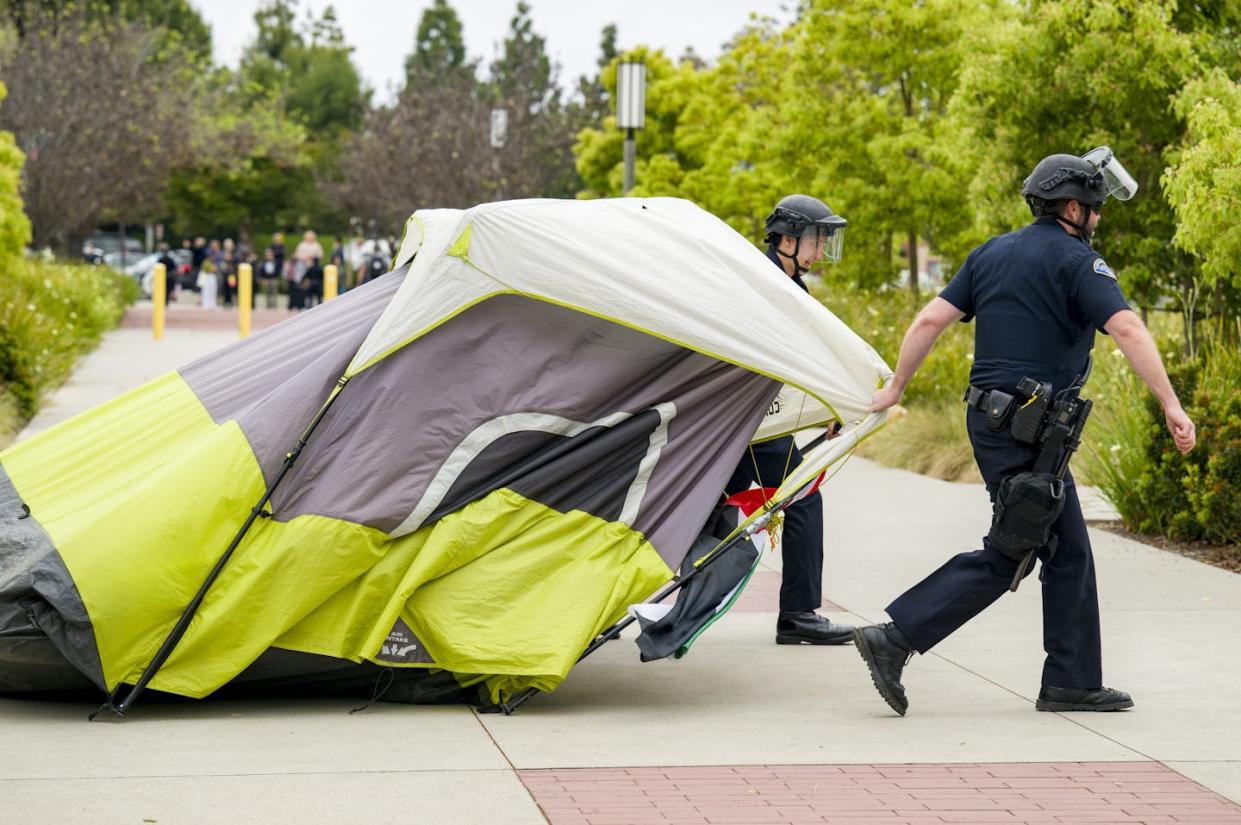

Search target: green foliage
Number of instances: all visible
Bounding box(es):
[115,0,212,59]
[786,0,999,294]
[405,0,470,81]
[240,0,367,135]
[856,400,980,483]
[811,281,973,406]
[1,0,212,59]
[0,81,31,263]
[1164,69,1241,295]
[0,260,134,427]
[284,42,366,135]
[1084,330,1241,545]
[489,2,552,104]
[166,2,364,240]
[163,84,314,245]
[944,0,1202,308]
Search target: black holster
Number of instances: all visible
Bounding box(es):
[988,471,1065,561]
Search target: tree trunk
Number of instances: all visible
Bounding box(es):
[907,228,919,302]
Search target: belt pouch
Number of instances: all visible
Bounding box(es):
[984,390,1015,431]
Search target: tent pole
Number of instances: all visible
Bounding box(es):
[494,428,841,715]
[91,376,352,720]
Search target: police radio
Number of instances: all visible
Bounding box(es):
[1009,378,1052,444]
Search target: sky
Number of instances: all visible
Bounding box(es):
[199,0,792,101]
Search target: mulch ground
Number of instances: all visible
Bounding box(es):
[1096,521,1241,574]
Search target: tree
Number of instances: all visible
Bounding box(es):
[774,0,1000,298]
[573,47,705,199]
[240,0,366,135]
[1163,68,1241,339]
[0,6,197,252]
[1,0,212,59]
[404,0,469,81]
[332,79,491,233]
[572,23,804,247]
[486,2,576,199]
[232,0,366,235]
[944,0,1203,314]
[0,80,30,263]
[163,75,314,249]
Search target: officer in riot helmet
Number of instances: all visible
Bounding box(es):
[722,194,853,645]
[766,194,848,275]
[854,148,1195,715]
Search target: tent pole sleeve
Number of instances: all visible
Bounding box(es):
[91,376,352,721]
[496,508,781,715]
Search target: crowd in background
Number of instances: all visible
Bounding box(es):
[151,230,398,310]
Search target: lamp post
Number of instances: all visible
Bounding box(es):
[490,107,508,202]
[616,60,646,195]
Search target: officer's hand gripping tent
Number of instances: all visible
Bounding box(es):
[0,198,892,711]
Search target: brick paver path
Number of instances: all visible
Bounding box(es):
[519,762,1241,824]
[121,304,291,332]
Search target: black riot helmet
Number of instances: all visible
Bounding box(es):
[1021,147,1138,243]
[1022,148,1138,215]
[764,194,848,266]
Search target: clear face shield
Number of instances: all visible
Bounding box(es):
[1081,146,1138,202]
[803,220,846,264]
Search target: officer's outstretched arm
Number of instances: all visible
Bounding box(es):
[1103,309,1196,454]
[869,297,964,412]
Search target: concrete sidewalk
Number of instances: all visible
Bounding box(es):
[4,305,1239,825]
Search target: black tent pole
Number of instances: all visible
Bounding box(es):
[495,496,792,715]
[493,426,843,715]
[91,376,351,720]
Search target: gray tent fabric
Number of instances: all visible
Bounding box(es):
[181,269,408,484]
[186,290,778,565]
[0,465,105,692]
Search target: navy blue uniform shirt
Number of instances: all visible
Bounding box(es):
[766,246,809,292]
[939,217,1130,394]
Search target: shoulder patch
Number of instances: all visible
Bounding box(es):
[1092,258,1116,280]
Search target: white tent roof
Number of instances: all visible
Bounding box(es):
[350,197,892,483]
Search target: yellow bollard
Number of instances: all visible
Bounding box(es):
[238,263,253,339]
[324,264,338,302]
[152,263,165,341]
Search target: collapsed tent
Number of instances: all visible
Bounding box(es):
[0,197,891,711]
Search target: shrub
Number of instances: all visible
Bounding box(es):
[1084,336,1241,546]
[811,280,973,406]
[856,400,981,483]
[0,258,135,430]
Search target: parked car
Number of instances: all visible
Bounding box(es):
[123,249,192,298]
[83,234,144,265]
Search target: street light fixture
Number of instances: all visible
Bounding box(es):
[490,107,508,201]
[616,60,646,195]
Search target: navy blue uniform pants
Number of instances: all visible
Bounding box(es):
[886,408,1102,689]
[725,436,824,613]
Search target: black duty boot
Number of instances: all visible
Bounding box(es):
[775,611,854,645]
[853,623,913,716]
[1036,685,1133,712]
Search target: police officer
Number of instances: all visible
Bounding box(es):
[853,149,1197,714]
[724,194,854,645]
